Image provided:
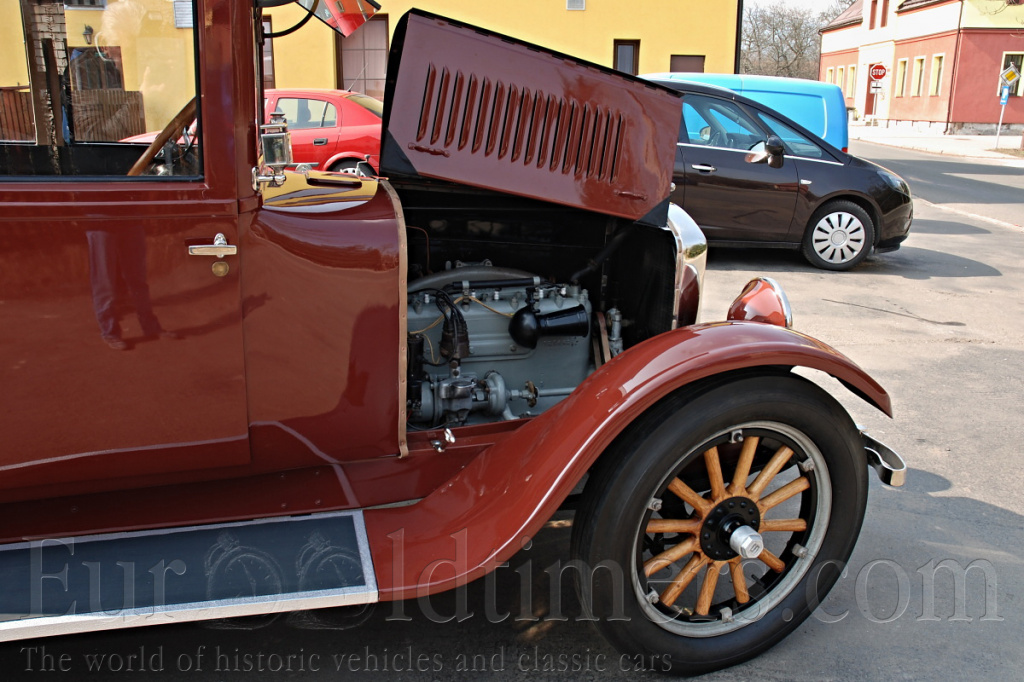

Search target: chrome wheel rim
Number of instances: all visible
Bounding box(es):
[812,211,866,264]
[631,422,831,638]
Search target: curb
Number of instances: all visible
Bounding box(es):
[850,135,1024,162]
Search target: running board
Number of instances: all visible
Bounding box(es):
[0,511,377,641]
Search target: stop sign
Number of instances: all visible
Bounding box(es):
[870,64,887,81]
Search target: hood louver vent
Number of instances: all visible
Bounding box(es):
[414,65,624,182]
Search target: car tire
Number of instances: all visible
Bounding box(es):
[802,200,874,271]
[330,159,375,177]
[571,374,868,676]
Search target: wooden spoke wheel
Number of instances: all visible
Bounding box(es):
[572,375,868,675]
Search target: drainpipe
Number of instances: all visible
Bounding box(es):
[735,0,744,73]
[944,0,965,134]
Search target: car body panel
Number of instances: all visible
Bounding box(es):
[379,10,682,226]
[366,320,891,600]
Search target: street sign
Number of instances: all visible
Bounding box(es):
[870,64,887,81]
[1001,85,1011,106]
[870,81,883,92]
[1000,63,1020,88]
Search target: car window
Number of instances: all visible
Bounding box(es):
[276,98,338,130]
[756,113,826,159]
[680,94,764,151]
[1,0,202,178]
[346,93,384,118]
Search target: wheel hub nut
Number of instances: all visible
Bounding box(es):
[729,525,764,559]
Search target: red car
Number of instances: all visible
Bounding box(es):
[264,88,382,175]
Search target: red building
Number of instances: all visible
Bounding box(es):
[820,0,1024,133]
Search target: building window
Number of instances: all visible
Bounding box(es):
[895,59,908,97]
[337,15,388,100]
[911,57,925,96]
[847,65,857,97]
[70,47,124,90]
[837,67,845,93]
[670,55,705,73]
[1003,53,1024,96]
[826,67,834,84]
[614,40,640,75]
[929,55,944,96]
[567,0,585,9]
[869,0,878,29]
[881,0,889,27]
[262,19,275,90]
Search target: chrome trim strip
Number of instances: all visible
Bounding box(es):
[785,155,844,166]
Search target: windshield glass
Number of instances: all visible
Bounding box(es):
[295,0,379,37]
[346,93,383,118]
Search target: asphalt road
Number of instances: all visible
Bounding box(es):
[850,140,1024,228]
[3,149,1022,680]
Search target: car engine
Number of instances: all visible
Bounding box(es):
[406,264,597,427]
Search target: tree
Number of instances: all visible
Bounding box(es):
[741,0,852,80]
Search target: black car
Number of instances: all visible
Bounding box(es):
[646,79,913,270]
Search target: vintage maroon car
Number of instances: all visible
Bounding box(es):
[0,0,905,674]
[264,88,382,175]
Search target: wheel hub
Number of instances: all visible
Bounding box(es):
[699,496,761,561]
[830,230,848,246]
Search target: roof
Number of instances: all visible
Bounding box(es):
[896,0,959,12]
[822,0,863,31]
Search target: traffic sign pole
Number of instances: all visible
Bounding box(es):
[996,63,1019,150]
[996,86,1009,150]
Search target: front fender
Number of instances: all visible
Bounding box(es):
[365,321,890,600]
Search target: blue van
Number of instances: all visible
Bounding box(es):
[642,73,850,152]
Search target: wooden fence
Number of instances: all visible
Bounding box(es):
[0,89,34,141]
[0,88,146,142]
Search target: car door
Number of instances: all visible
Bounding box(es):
[752,110,848,242]
[672,94,800,242]
[0,0,250,497]
[272,95,341,169]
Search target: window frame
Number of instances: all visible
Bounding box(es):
[911,56,925,97]
[1001,52,1024,96]
[894,59,908,97]
[613,39,640,76]
[929,54,944,97]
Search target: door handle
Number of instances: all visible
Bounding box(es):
[313,138,328,145]
[691,164,717,173]
[188,233,237,258]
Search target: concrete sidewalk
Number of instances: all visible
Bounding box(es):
[849,121,1023,160]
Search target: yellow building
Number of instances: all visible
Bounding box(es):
[2,0,740,139]
[265,0,743,100]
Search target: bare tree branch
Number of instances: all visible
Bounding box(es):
[741,0,852,79]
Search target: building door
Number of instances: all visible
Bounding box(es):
[335,15,388,99]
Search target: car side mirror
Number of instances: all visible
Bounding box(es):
[765,135,785,168]
[745,135,786,169]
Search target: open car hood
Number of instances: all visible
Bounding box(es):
[379,10,682,226]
